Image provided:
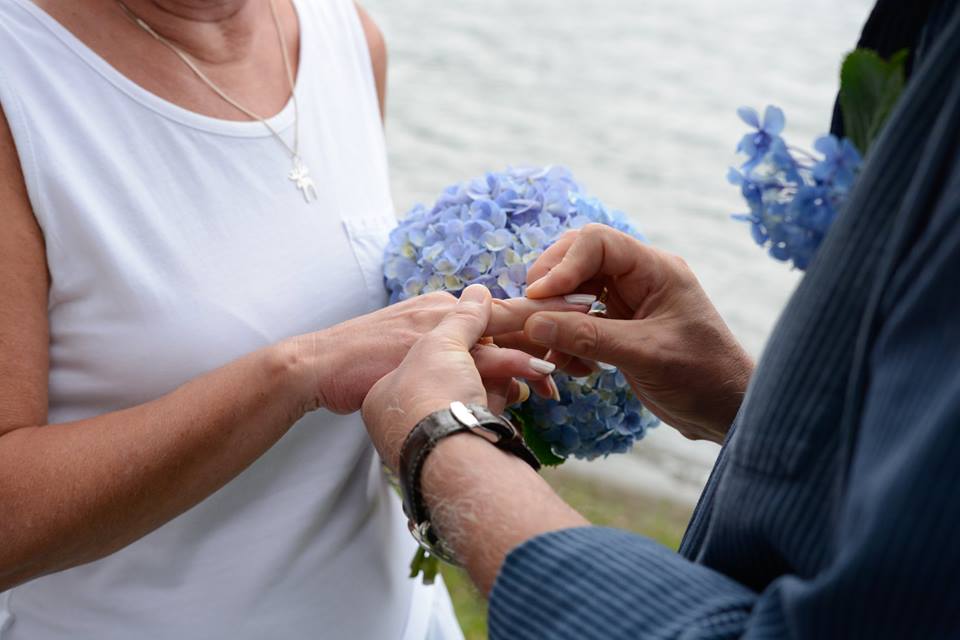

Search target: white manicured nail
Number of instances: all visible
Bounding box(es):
[529,358,557,375]
[547,376,562,402]
[515,381,531,404]
[564,294,597,305]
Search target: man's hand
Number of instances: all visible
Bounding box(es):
[524,224,754,443]
[361,285,555,470]
[362,284,589,594]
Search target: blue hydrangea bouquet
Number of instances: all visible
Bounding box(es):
[729,48,908,269]
[385,167,660,581]
[727,105,862,270]
[384,166,659,473]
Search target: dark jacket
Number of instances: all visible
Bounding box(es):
[490,2,960,637]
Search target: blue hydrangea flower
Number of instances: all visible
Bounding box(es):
[384,166,659,461]
[385,166,644,302]
[526,366,659,460]
[812,135,862,190]
[729,105,862,270]
[736,105,786,171]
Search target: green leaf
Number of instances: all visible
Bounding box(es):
[510,405,566,467]
[839,48,908,155]
[409,547,439,585]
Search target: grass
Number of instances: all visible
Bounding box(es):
[438,468,694,640]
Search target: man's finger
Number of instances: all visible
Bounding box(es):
[525,224,659,300]
[491,331,548,358]
[524,310,649,366]
[525,229,579,286]
[486,295,594,336]
[562,356,598,378]
[431,284,493,349]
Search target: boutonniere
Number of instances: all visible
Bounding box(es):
[729,49,908,269]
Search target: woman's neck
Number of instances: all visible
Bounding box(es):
[118,0,267,65]
[31,0,300,120]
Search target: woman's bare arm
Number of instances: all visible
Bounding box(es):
[0,108,317,591]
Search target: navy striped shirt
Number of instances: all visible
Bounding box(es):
[490,2,960,638]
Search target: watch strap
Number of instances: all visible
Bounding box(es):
[398,403,541,563]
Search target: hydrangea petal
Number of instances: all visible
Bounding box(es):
[481,228,514,252]
[762,105,786,135]
[737,105,760,128]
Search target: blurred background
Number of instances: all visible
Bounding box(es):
[364,0,874,635]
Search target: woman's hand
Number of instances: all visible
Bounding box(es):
[361,285,537,470]
[523,224,754,443]
[285,291,587,415]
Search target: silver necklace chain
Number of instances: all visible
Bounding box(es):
[116,0,317,202]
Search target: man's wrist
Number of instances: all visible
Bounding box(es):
[381,400,452,471]
[420,432,536,530]
[423,431,527,485]
[418,426,585,594]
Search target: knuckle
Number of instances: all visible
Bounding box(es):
[425,291,456,306]
[452,305,483,324]
[571,319,601,356]
[399,328,420,348]
[549,269,579,292]
[408,293,458,328]
[670,254,693,276]
[663,252,697,285]
[581,223,609,239]
[409,308,438,329]
[637,332,666,367]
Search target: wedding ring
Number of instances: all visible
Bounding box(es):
[589,287,609,317]
[598,286,609,305]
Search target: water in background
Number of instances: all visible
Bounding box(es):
[366,0,875,502]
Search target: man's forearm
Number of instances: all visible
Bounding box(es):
[421,434,588,594]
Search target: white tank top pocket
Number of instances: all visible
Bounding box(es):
[343,213,396,311]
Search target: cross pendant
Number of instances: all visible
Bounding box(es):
[288,156,318,203]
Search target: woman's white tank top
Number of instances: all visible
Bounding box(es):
[0,1,450,638]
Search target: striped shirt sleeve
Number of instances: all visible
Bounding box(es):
[488,82,960,638]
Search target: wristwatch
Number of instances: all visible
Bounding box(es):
[398,401,541,564]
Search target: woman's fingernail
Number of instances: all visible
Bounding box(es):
[459,284,488,304]
[529,358,557,375]
[515,380,530,404]
[564,294,597,306]
[527,317,558,345]
[547,376,561,401]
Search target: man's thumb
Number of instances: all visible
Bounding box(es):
[524,311,629,365]
[434,284,492,348]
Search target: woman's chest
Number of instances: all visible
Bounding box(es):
[45,188,395,417]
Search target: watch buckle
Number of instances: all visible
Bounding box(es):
[449,401,511,444]
[449,401,480,427]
